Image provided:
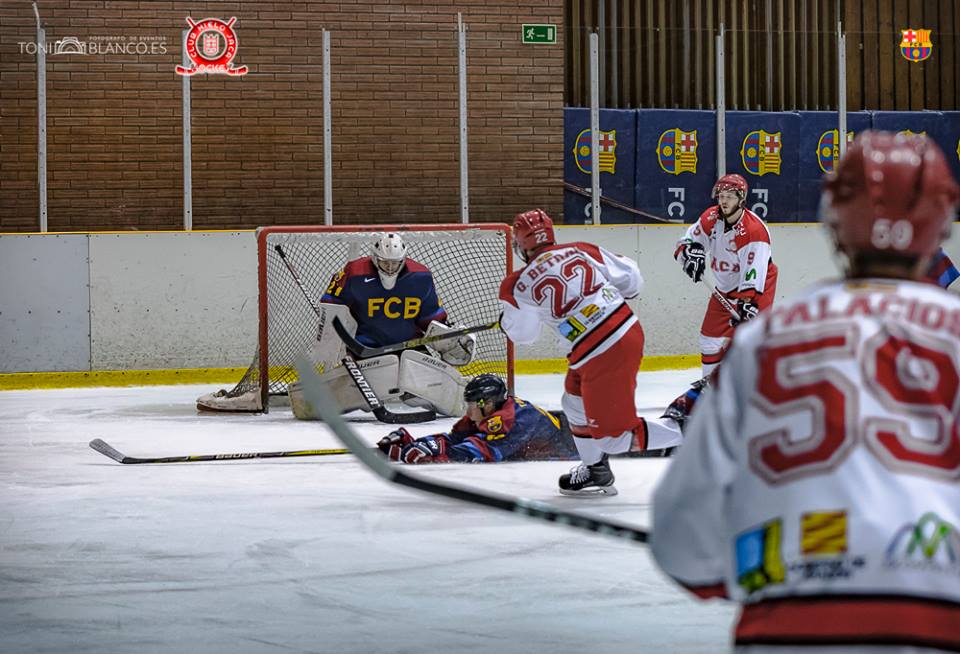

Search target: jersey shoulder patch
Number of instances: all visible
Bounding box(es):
[696,207,720,234]
[733,210,771,248]
[403,259,432,275]
[343,257,377,277]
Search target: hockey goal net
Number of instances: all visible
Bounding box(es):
[200,224,514,412]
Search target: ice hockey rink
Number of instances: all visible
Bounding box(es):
[0,368,735,653]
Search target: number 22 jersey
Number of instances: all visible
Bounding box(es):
[498,242,643,367]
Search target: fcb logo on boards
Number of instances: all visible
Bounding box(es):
[741,130,782,176]
[900,28,933,63]
[816,129,854,174]
[573,128,617,174]
[656,128,698,175]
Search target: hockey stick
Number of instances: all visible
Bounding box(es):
[275,244,437,425]
[89,438,349,465]
[295,356,650,544]
[338,355,436,424]
[711,286,742,322]
[332,316,499,359]
[563,181,681,224]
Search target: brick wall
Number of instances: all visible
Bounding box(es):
[0,0,563,231]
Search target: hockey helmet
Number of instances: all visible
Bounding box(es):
[463,373,507,409]
[712,174,749,203]
[822,131,959,260]
[513,209,556,261]
[372,232,408,290]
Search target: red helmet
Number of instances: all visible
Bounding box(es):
[823,131,959,259]
[712,174,749,202]
[513,209,556,253]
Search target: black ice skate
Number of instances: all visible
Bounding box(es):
[558,455,618,497]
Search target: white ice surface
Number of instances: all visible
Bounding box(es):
[0,369,735,653]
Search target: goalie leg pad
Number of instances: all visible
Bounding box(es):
[290,355,401,419]
[306,303,357,374]
[397,350,467,417]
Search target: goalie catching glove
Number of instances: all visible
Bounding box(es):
[377,428,449,464]
[674,239,706,283]
[424,320,477,367]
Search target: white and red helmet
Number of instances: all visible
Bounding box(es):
[712,173,749,203]
[513,209,556,260]
[822,131,959,260]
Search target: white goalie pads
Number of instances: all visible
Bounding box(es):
[424,320,477,367]
[289,354,401,419]
[397,349,467,417]
[197,303,357,413]
[289,350,467,419]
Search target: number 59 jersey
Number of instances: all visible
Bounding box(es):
[498,242,643,367]
[651,278,960,649]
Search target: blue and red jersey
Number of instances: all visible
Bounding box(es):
[321,256,447,347]
[439,397,577,462]
[923,247,959,289]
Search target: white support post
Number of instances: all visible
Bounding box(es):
[323,29,333,225]
[457,14,469,224]
[33,3,47,232]
[837,21,847,158]
[715,24,726,178]
[181,29,193,231]
[589,32,600,225]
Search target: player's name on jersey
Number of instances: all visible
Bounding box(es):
[768,288,960,336]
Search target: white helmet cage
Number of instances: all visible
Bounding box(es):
[372,232,408,289]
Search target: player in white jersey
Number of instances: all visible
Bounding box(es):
[651,132,960,652]
[675,173,779,376]
[499,209,683,496]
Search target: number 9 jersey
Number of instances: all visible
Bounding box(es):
[651,278,960,650]
[498,241,643,366]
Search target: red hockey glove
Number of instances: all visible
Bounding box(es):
[398,436,449,464]
[377,427,414,461]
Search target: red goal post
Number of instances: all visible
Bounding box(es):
[204,223,515,412]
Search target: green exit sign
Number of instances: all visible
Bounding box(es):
[522,24,557,45]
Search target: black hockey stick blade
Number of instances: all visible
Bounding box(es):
[338,356,437,424]
[296,356,649,544]
[89,438,350,465]
[332,316,499,359]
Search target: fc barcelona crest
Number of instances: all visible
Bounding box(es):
[900,28,933,63]
[657,128,698,175]
[741,130,782,176]
[816,129,854,174]
[573,128,617,174]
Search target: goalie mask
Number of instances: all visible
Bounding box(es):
[372,233,408,290]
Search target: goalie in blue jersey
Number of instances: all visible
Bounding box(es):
[290,232,478,419]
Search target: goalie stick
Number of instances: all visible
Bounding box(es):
[332,316,498,359]
[275,244,437,425]
[89,438,349,465]
[294,355,650,544]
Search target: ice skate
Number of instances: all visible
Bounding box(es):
[558,455,618,497]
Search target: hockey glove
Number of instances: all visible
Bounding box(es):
[378,427,415,460]
[730,298,759,327]
[676,240,706,283]
[398,436,449,464]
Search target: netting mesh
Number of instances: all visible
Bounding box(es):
[226,226,511,408]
